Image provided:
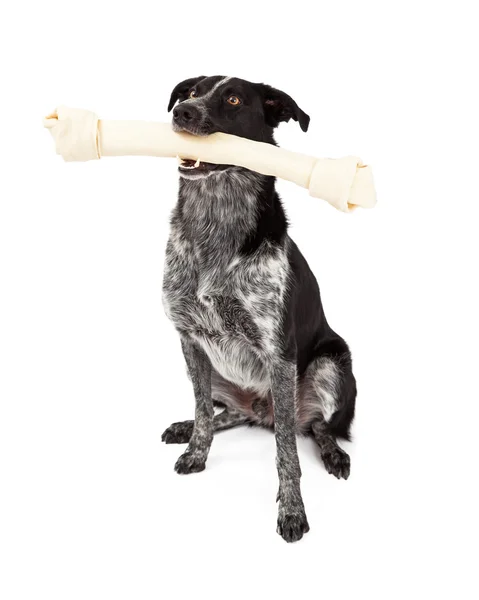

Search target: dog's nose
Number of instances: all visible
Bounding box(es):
[173,104,200,126]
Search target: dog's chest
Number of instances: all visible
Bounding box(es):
[162,224,289,388]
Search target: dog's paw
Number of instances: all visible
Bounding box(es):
[276,511,310,543]
[174,450,206,475]
[161,421,194,444]
[321,446,351,480]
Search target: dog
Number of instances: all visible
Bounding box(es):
[161,76,356,542]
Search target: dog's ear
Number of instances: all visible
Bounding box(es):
[257,84,310,132]
[167,76,207,112]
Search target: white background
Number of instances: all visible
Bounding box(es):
[1,1,478,598]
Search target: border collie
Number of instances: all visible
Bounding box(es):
[161,76,356,542]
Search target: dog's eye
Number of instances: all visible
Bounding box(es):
[189,90,197,98]
[227,95,241,106]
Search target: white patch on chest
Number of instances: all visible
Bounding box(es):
[194,333,270,396]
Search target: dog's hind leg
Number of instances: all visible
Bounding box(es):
[311,418,351,480]
[299,350,354,480]
[162,408,249,444]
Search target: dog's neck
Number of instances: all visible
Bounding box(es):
[174,168,288,270]
[178,169,266,240]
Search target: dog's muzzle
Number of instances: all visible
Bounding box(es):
[173,104,232,177]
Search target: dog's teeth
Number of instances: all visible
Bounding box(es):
[176,156,201,170]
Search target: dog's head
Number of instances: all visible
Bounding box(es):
[167,75,309,178]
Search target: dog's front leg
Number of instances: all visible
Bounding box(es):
[174,338,213,474]
[271,360,310,542]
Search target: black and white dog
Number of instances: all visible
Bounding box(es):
[161,76,356,542]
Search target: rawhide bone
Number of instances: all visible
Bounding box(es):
[44,106,376,213]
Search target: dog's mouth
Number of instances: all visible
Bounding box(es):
[174,121,233,177]
[177,156,233,178]
[177,157,219,173]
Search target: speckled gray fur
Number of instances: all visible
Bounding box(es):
[271,361,309,541]
[173,339,213,474]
